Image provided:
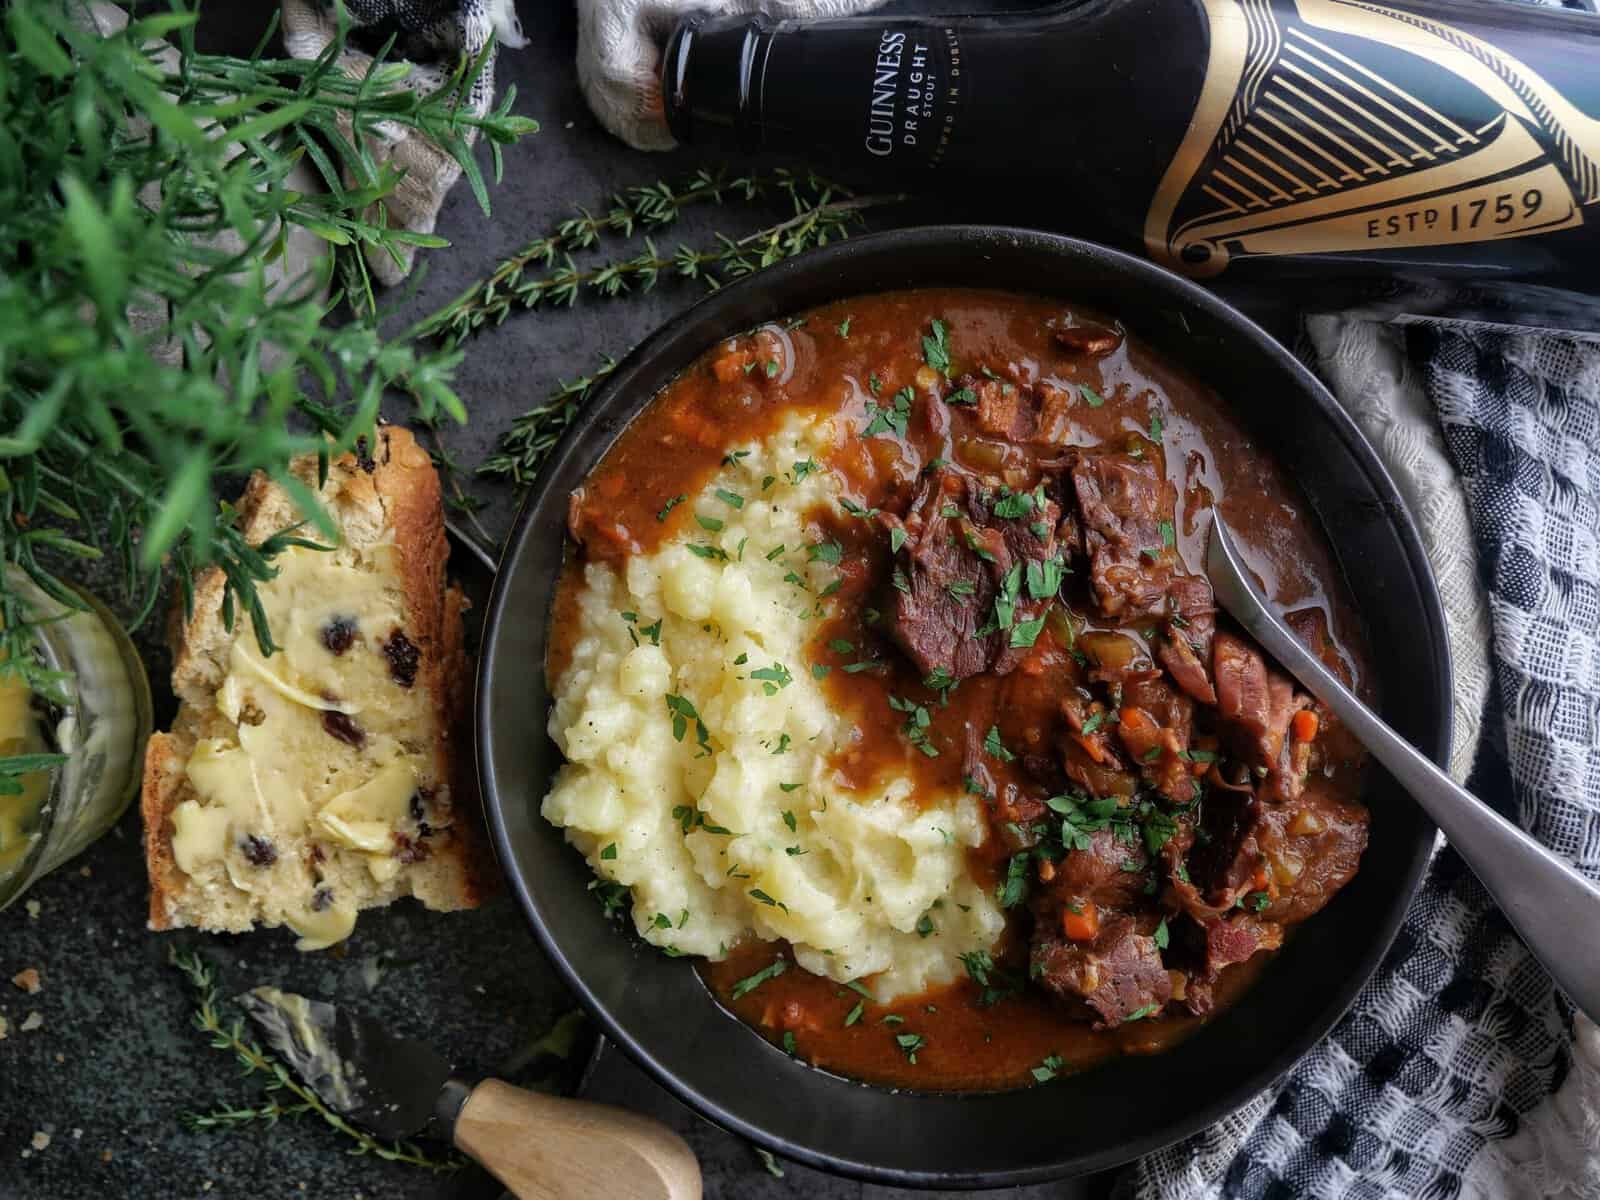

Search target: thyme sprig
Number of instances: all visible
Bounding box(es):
[416,171,902,345]
[466,181,904,490]
[171,948,466,1174]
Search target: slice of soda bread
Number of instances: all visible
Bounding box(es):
[141,426,487,948]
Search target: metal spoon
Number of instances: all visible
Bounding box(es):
[1206,517,1600,1023]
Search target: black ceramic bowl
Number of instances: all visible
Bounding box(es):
[476,227,1450,1188]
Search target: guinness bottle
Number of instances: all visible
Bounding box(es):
[663,0,1600,329]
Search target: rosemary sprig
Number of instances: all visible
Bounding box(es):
[0,0,535,710]
[171,948,466,1174]
[415,171,902,345]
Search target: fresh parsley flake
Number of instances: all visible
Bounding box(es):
[751,661,794,694]
[1080,383,1106,408]
[1032,1054,1065,1083]
[895,1032,927,1063]
[1122,1002,1159,1024]
[945,386,976,406]
[716,488,745,509]
[889,526,908,554]
[837,317,851,337]
[731,959,788,1000]
[686,543,728,561]
[922,318,951,374]
[696,514,724,532]
[844,1001,864,1026]
[749,888,789,912]
[783,810,798,833]
[1153,917,1169,949]
[1009,615,1047,648]
[984,725,1016,762]
[808,539,843,564]
[657,494,687,521]
[600,843,617,860]
[1160,519,1176,548]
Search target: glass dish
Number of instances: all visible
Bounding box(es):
[0,571,152,911]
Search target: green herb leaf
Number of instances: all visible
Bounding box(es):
[731,959,789,1000]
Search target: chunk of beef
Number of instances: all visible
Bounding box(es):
[886,465,1060,681]
[1257,788,1370,923]
[1174,914,1284,1016]
[1213,631,1311,802]
[1185,786,1265,909]
[1053,323,1123,358]
[1158,575,1217,704]
[1117,674,1197,803]
[1034,828,1150,915]
[1059,691,1132,799]
[1032,915,1171,1028]
[971,374,1028,441]
[1033,382,1076,446]
[1066,447,1179,620]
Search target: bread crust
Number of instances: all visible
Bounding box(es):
[141,425,488,935]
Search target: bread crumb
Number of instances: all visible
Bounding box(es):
[101,1149,113,1163]
[12,968,41,993]
[19,1011,42,1032]
[30,1132,50,1152]
[24,899,39,919]
[54,1052,64,1064]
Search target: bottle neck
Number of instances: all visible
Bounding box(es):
[663,1,1207,206]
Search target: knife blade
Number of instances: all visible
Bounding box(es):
[238,987,457,1141]
[239,987,702,1200]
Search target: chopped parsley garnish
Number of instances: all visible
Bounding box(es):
[1031,1054,1065,1083]
[891,568,911,595]
[1122,1002,1159,1024]
[1160,519,1176,548]
[657,494,687,521]
[844,1001,865,1026]
[722,449,751,466]
[664,694,712,754]
[992,487,1035,519]
[764,360,780,378]
[1150,412,1164,441]
[773,733,792,754]
[1142,808,1179,854]
[1010,615,1047,648]
[1249,890,1272,912]
[671,805,732,835]
[786,845,808,856]
[686,543,728,561]
[788,458,819,483]
[868,372,882,395]
[811,662,831,680]
[1030,520,1051,539]
[696,514,724,532]
[730,959,788,1000]
[889,526,908,554]
[639,618,662,645]
[888,694,939,757]
[1080,383,1106,408]
[1080,709,1110,735]
[1026,556,1066,601]
[828,638,855,654]
[837,317,852,337]
[895,1032,927,1063]
[808,539,844,565]
[782,810,798,833]
[993,562,1023,630]
[923,667,956,693]
[863,387,913,438]
[751,661,793,694]
[749,888,789,912]
[842,659,880,673]
[589,879,629,918]
[946,579,976,599]
[915,912,936,938]
[782,1031,797,1054]
[940,502,961,519]
[600,843,617,860]
[922,318,951,374]
[1140,746,1163,763]
[997,852,1031,907]
[984,725,1016,762]
[766,543,786,561]
[1153,917,1169,949]
[840,498,879,520]
[653,912,673,930]
[959,950,1021,1006]
[945,386,976,406]
[716,488,745,509]
[734,652,749,665]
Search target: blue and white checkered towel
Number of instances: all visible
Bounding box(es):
[1130,315,1600,1199]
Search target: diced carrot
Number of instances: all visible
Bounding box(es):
[1037,858,1056,883]
[1249,863,1270,892]
[1074,732,1108,765]
[1291,709,1320,744]
[1119,706,1156,736]
[1061,901,1099,942]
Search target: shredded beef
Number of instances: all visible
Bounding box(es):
[886,465,1060,681]
[1066,447,1179,620]
[1032,915,1171,1027]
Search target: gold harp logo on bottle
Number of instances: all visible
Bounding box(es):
[1145,0,1600,276]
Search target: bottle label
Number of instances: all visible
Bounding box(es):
[1144,0,1600,275]
[858,26,963,166]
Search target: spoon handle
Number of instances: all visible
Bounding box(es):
[1208,531,1600,1024]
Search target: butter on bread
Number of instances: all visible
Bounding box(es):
[141,426,488,948]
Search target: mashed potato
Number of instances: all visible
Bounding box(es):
[543,418,1004,1001]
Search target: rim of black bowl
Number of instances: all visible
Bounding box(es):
[475,226,1451,1188]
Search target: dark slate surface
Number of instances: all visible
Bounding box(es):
[0,3,1123,1197]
